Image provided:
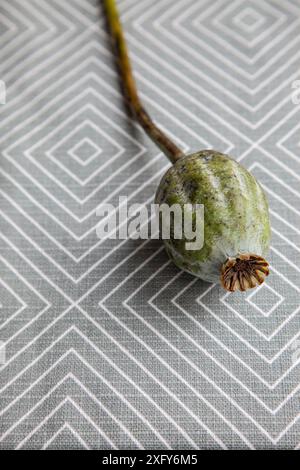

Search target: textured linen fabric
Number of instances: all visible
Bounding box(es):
[0,0,300,450]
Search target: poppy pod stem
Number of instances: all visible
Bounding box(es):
[103,0,185,164]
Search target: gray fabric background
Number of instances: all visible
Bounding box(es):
[0,0,300,450]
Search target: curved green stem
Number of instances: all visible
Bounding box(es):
[103,0,185,164]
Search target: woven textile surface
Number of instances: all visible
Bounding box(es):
[0,0,300,449]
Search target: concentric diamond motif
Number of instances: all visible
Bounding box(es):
[246,284,284,317]
[46,117,123,188]
[69,138,102,166]
[192,0,284,53]
[233,7,265,33]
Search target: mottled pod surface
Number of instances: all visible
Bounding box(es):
[155,150,271,285]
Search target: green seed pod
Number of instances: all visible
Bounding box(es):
[155,150,271,292]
